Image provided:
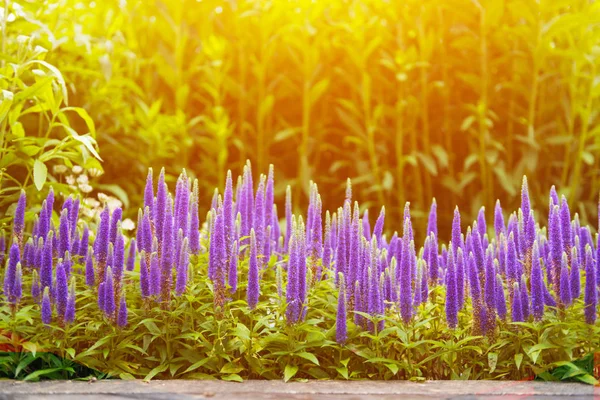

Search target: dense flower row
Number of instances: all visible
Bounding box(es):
[1,163,599,344]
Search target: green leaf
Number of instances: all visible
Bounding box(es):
[335,366,349,379]
[23,367,64,381]
[233,323,251,342]
[488,352,498,373]
[220,362,244,374]
[222,373,243,382]
[143,364,168,381]
[33,159,47,191]
[284,364,298,382]
[297,352,319,366]
[515,353,523,370]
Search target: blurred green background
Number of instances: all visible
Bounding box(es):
[0,0,599,241]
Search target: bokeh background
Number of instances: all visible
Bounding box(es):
[1,0,599,241]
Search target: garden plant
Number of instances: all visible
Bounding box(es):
[0,165,599,383]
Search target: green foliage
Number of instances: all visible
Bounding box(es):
[0,1,102,219]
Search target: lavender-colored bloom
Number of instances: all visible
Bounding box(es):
[559,196,572,254]
[98,282,106,312]
[64,283,75,324]
[455,248,465,309]
[265,165,274,235]
[345,177,352,203]
[549,185,559,209]
[10,263,22,304]
[55,261,68,317]
[31,270,40,303]
[85,249,95,286]
[451,206,462,257]
[494,200,505,238]
[367,265,383,332]
[296,217,307,319]
[336,273,347,344]
[427,233,439,285]
[530,241,544,321]
[253,177,266,262]
[521,176,531,223]
[495,274,507,320]
[78,222,89,258]
[126,239,136,272]
[104,267,115,316]
[335,206,348,285]
[228,240,238,293]
[309,194,323,260]
[223,170,234,258]
[189,180,200,254]
[511,282,523,322]
[174,171,190,239]
[361,209,370,239]
[570,247,580,299]
[286,222,299,323]
[506,232,518,283]
[584,245,597,324]
[403,202,413,242]
[94,207,110,270]
[427,198,437,238]
[445,247,458,329]
[477,207,486,239]
[175,238,189,296]
[160,205,174,299]
[520,276,530,320]
[420,259,429,305]
[108,207,122,245]
[149,252,160,296]
[41,287,52,324]
[373,206,385,242]
[34,237,43,270]
[13,189,26,246]
[41,232,53,290]
[285,186,292,251]
[139,252,150,298]
[117,296,128,327]
[69,197,80,237]
[155,168,168,244]
[71,236,80,261]
[23,238,34,268]
[135,209,143,250]
[144,168,154,218]
[484,248,496,310]
[548,205,562,285]
[3,243,19,300]
[399,220,413,324]
[140,209,153,254]
[559,252,571,306]
[58,209,71,257]
[208,209,225,286]
[322,211,332,270]
[543,283,557,307]
[113,231,125,282]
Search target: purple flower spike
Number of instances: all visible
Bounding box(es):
[455,248,465,309]
[399,220,413,324]
[296,217,307,319]
[285,186,292,252]
[520,276,530,320]
[97,282,105,312]
[149,252,160,296]
[367,265,383,333]
[559,196,572,254]
[286,219,299,323]
[58,209,71,258]
[174,170,190,239]
[427,198,437,238]
[13,189,26,247]
[11,263,22,304]
[41,232,53,290]
[208,209,225,287]
[511,282,523,322]
[445,247,458,329]
[160,204,174,300]
[494,200,505,238]
[570,247,580,299]
[530,241,545,321]
[104,267,115,317]
[114,231,125,282]
[336,273,347,344]
[175,238,189,296]
[247,229,260,310]
[189,180,200,255]
[451,206,462,257]
[253,177,266,260]
[484,247,496,310]
[69,197,80,238]
[78,222,89,258]
[117,295,128,327]
[144,168,154,218]
[345,178,352,203]
[223,170,234,259]
[94,207,110,272]
[3,243,19,300]
[109,207,122,245]
[85,249,95,286]
[322,211,332,271]
[140,252,150,298]
[549,185,559,209]
[41,287,52,324]
[403,202,413,242]
[228,240,238,293]
[64,282,75,324]
[548,205,562,286]
[362,209,371,239]
[559,252,571,306]
[521,176,531,223]
[477,207,486,239]
[265,165,274,236]
[155,168,168,244]
[584,245,597,324]
[373,206,385,242]
[126,239,136,272]
[495,274,507,320]
[55,261,68,318]
[506,232,518,284]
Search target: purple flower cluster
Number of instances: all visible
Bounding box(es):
[1,166,599,337]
